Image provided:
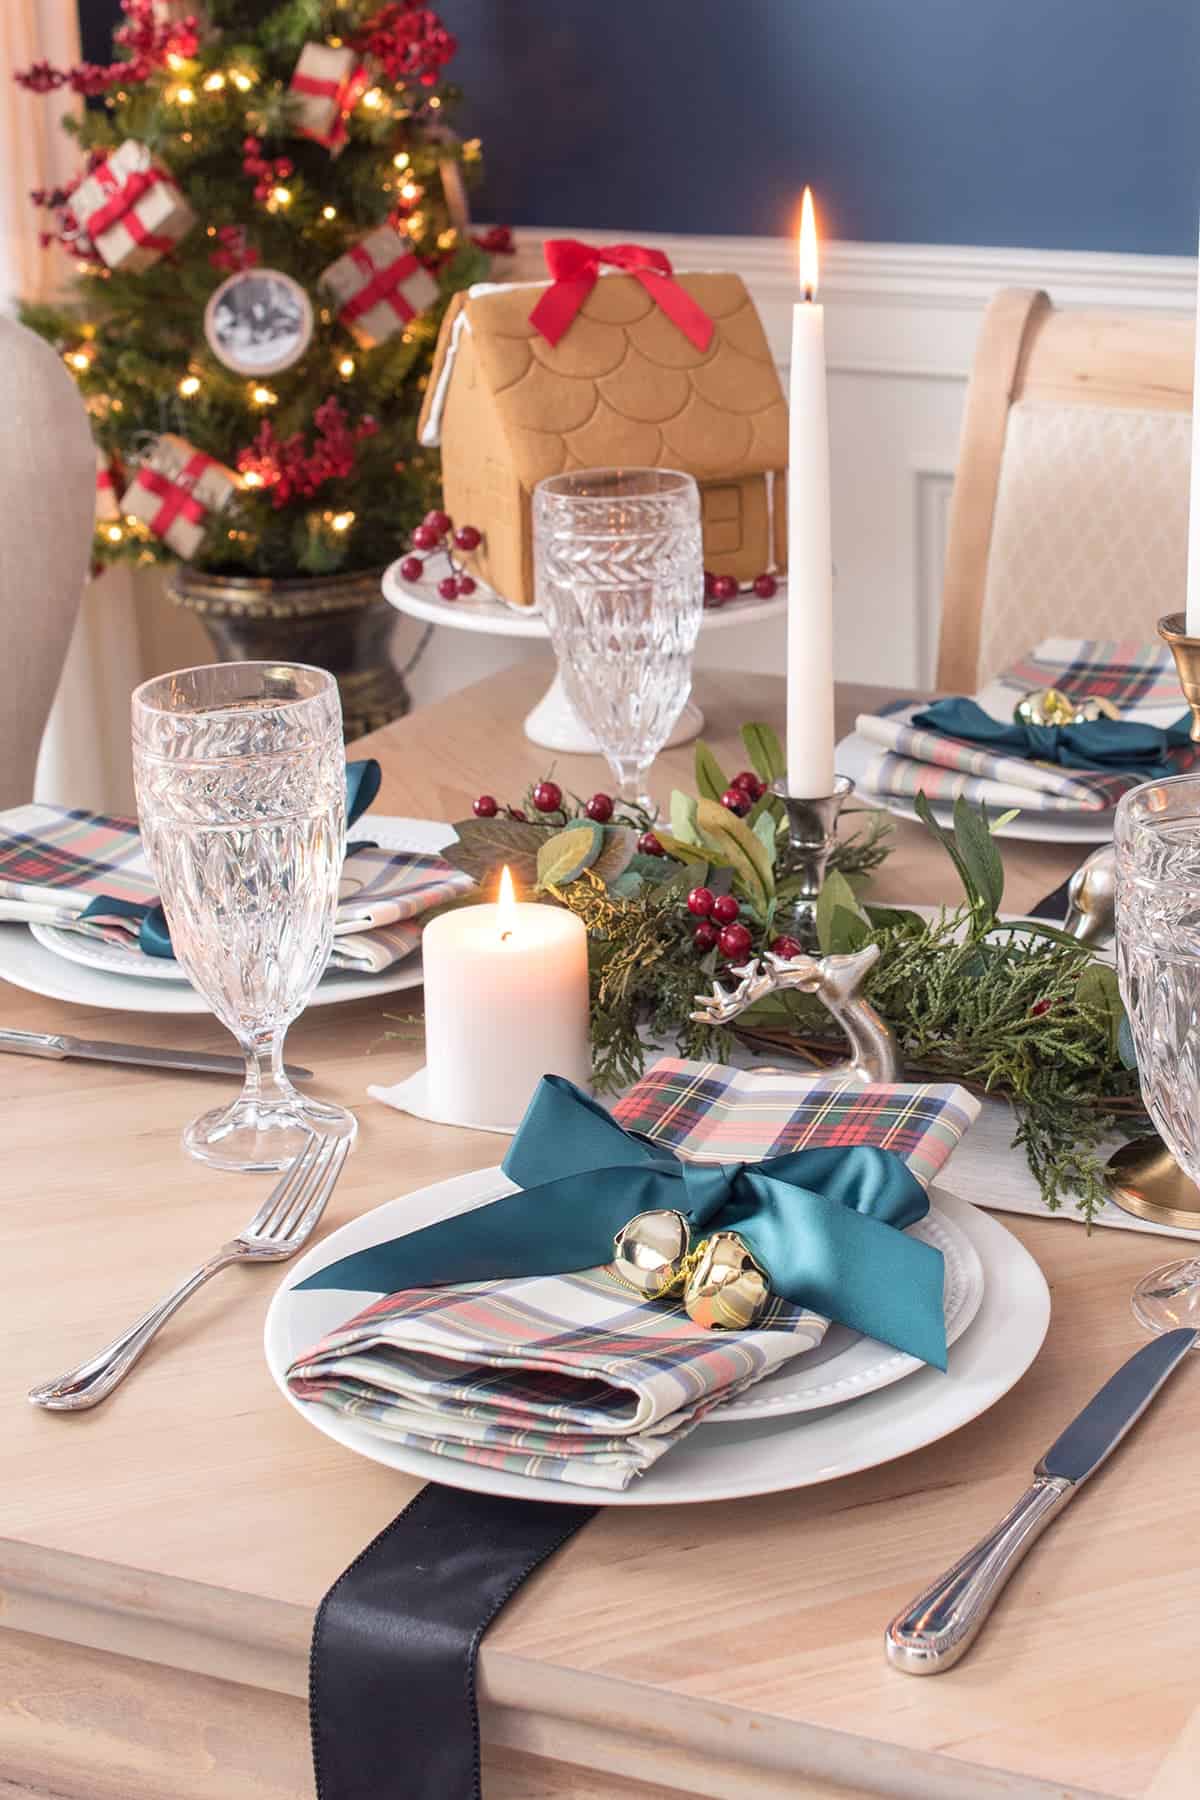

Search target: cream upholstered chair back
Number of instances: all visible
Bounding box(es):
[937,290,1194,692]
[0,317,96,807]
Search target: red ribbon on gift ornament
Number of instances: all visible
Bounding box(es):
[340,242,422,326]
[85,162,178,254]
[528,239,714,352]
[138,453,213,540]
[292,62,370,149]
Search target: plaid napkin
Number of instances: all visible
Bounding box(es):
[0,804,471,975]
[286,1059,980,1490]
[854,639,1194,814]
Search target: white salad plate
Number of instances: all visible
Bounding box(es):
[266,1172,1049,1507]
[1,816,455,1015]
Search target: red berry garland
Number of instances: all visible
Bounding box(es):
[769,934,804,960]
[693,921,719,952]
[711,893,740,925]
[637,830,665,857]
[720,786,751,816]
[472,794,498,817]
[585,792,614,822]
[686,885,715,917]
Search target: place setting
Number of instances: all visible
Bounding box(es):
[13,7,1200,1794]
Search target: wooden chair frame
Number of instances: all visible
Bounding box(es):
[937,288,1195,692]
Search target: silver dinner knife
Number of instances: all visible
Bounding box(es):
[885,1327,1197,1674]
[0,1028,312,1082]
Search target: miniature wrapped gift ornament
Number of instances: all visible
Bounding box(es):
[74,141,194,273]
[120,435,238,559]
[94,449,121,525]
[320,226,439,348]
[287,42,370,152]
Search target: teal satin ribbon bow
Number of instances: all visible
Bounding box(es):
[297,1076,948,1369]
[914,697,1191,777]
[81,758,382,958]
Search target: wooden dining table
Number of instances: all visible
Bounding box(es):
[4,661,1197,1800]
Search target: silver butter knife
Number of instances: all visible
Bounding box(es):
[0,1028,312,1082]
[885,1326,1197,1674]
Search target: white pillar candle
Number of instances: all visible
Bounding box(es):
[786,186,837,797]
[421,868,592,1129]
[1187,214,1200,636]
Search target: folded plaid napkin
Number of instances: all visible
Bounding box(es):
[286,1059,980,1489]
[0,805,471,975]
[853,638,1195,814]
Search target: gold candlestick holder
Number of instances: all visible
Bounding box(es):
[1102,611,1200,1227]
[1158,613,1200,741]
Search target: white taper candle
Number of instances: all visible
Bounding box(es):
[786,188,836,797]
[1187,216,1200,636]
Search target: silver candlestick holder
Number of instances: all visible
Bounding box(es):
[772,774,855,949]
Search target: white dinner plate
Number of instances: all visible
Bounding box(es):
[1,816,455,1016]
[265,1175,1048,1507]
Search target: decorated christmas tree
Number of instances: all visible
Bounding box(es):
[18,0,507,581]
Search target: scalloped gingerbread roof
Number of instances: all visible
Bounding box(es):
[418,272,787,491]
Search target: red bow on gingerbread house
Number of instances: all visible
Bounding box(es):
[528,239,714,353]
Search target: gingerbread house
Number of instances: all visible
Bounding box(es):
[417,271,788,605]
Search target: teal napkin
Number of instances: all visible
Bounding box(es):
[82,758,381,958]
[914,697,1191,777]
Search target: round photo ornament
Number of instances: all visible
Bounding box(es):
[204,268,314,376]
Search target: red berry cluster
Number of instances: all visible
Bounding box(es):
[703,571,779,608]
[686,886,752,960]
[243,138,295,204]
[353,3,458,88]
[400,510,482,600]
[473,782,619,825]
[208,225,260,274]
[236,398,379,510]
[719,769,768,816]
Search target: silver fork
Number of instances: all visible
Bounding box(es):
[29,1132,350,1412]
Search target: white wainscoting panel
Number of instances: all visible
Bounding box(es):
[397,230,1195,704]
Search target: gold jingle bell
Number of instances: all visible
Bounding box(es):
[1014,687,1078,727]
[612,1209,691,1299]
[683,1232,771,1331]
[1074,695,1121,722]
[1014,688,1122,727]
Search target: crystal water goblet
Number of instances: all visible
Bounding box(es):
[533,468,705,810]
[131,662,356,1173]
[1115,773,1200,1334]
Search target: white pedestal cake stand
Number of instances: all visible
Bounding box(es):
[382,559,788,754]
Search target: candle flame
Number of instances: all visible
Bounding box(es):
[497,864,517,940]
[798,186,819,302]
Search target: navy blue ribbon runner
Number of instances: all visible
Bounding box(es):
[311,1485,596,1800]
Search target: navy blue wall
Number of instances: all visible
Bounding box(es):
[448,0,1199,254]
[79,1,1200,253]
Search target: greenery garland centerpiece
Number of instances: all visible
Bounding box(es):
[442,725,1145,1223]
